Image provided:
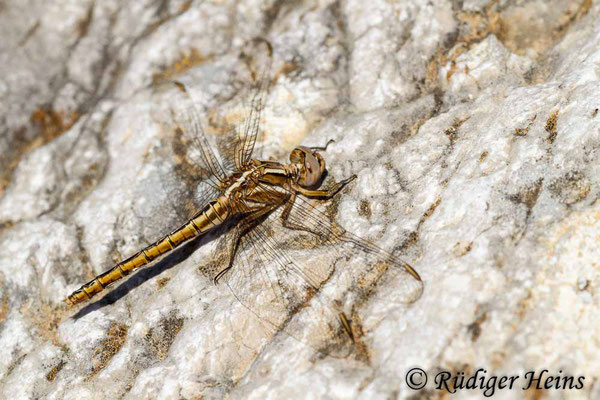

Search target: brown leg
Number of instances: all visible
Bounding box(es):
[280,190,337,239]
[281,175,356,236]
[213,205,277,284]
[280,191,302,230]
[292,174,357,199]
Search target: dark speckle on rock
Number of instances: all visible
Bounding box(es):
[1,0,599,398]
[548,171,591,205]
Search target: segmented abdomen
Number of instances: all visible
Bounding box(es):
[65,197,229,306]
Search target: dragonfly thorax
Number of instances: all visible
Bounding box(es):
[289,146,325,188]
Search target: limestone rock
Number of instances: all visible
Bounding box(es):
[0,0,598,399]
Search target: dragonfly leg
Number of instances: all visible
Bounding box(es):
[213,205,277,285]
[280,192,325,237]
[292,174,357,199]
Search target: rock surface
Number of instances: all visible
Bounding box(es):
[1,0,599,399]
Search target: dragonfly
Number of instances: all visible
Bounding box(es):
[65,39,423,354]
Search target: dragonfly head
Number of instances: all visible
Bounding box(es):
[290,146,326,187]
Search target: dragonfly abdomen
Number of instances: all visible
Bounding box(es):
[65,197,230,306]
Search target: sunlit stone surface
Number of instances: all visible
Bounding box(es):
[0,0,599,399]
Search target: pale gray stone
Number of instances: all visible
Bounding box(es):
[0,0,599,399]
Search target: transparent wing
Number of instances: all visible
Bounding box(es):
[234,38,273,169]
[149,88,226,220]
[225,212,353,357]
[131,155,222,225]
[166,81,230,189]
[261,182,423,301]
[154,39,273,186]
[222,183,423,356]
[282,192,424,303]
[162,179,222,223]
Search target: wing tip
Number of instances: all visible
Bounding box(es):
[173,80,186,92]
[405,263,422,281]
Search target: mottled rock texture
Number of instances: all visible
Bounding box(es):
[1,0,599,399]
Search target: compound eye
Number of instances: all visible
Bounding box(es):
[289,148,304,164]
[303,152,322,186]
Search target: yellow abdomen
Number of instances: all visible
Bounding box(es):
[65,197,230,306]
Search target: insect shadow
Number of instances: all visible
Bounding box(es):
[68,154,333,320]
[70,218,244,320]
